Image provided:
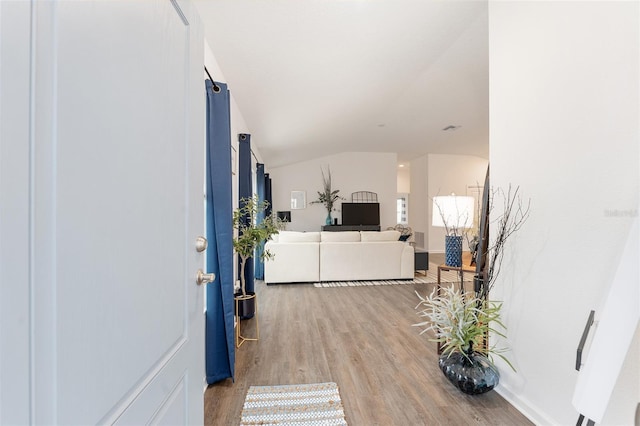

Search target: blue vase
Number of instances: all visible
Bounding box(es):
[439,351,500,395]
[445,235,463,267]
[325,213,332,225]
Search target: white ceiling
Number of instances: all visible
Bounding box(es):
[194,0,489,168]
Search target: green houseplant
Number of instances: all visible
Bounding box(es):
[414,285,512,365]
[414,286,510,394]
[232,196,280,297]
[310,166,344,225]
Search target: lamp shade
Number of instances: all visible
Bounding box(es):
[432,195,475,230]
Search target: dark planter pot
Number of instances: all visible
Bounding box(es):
[439,351,500,395]
[235,291,256,320]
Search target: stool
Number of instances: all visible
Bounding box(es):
[235,294,259,348]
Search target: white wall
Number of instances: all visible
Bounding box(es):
[397,167,410,193]
[268,152,397,231]
[407,154,487,251]
[489,2,639,425]
[409,156,429,248]
[427,154,488,252]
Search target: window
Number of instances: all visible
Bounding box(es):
[397,194,408,224]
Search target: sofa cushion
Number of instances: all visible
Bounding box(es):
[320,231,361,242]
[360,230,401,242]
[319,241,413,281]
[278,231,320,243]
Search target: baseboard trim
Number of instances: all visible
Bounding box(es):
[496,384,558,426]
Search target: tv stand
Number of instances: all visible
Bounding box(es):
[321,225,381,232]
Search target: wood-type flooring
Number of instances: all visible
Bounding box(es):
[204,254,534,426]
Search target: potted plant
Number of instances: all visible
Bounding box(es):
[414,286,511,394]
[310,166,344,225]
[415,184,529,394]
[232,196,279,317]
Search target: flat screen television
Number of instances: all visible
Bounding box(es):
[341,202,380,226]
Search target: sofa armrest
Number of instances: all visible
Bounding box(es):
[400,244,415,279]
[264,242,320,284]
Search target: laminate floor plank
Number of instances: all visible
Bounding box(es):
[205,259,534,426]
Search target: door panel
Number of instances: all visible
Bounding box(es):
[0,2,32,424]
[26,1,204,424]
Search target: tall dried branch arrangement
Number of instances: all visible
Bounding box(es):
[310,166,344,213]
[478,185,531,300]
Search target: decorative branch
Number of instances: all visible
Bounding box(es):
[478,184,531,299]
[433,194,474,238]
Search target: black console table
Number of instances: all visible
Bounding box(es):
[321,225,381,231]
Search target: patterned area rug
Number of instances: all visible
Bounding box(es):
[240,382,348,426]
[313,262,473,288]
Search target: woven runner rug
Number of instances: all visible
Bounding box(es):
[240,382,348,426]
[313,262,473,288]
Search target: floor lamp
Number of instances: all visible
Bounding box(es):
[432,195,474,267]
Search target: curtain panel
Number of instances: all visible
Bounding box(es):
[238,134,255,301]
[205,79,235,383]
[255,163,266,280]
[265,173,273,217]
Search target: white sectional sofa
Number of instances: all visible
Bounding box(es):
[264,230,414,284]
[263,231,321,283]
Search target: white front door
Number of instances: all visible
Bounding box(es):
[0,1,206,424]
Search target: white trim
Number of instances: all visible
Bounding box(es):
[496,385,557,426]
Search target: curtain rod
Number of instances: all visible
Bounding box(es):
[204,66,220,93]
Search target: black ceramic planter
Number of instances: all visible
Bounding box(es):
[439,351,500,395]
[235,291,256,319]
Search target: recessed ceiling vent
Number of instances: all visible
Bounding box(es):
[442,125,461,131]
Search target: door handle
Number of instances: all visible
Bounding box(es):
[196,269,215,285]
[576,310,595,371]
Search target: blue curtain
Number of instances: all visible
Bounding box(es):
[205,79,235,383]
[238,134,254,297]
[254,163,266,280]
[265,173,273,217]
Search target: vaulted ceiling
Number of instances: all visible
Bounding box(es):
[194,1,489,168]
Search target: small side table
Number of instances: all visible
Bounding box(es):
[235,294,259,348]
[436,252,475,293]
[414,248,429,275]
